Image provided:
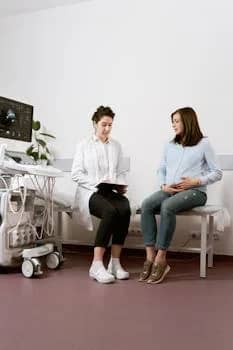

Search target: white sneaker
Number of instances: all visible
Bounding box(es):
[89,266,115,284]
[107,259,129,280]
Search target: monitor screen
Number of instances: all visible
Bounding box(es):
[0,96,33,142]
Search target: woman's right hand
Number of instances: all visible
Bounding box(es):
[161,184,182,194]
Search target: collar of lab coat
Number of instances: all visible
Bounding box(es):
[92,134,111,144]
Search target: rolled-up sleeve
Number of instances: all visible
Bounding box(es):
[199,140,223,185]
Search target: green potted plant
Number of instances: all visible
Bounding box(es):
[26,120,55,164]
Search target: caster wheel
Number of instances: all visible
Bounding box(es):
[46,252,60,269]
[57,253,64,264]
[22,259,35,278]
[31,258,43,276]
[22,258,43,278]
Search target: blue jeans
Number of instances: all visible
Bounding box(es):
[141,189,207,249]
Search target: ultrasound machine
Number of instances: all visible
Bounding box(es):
[0,96,63,278]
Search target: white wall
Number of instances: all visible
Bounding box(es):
[0,0,233,253]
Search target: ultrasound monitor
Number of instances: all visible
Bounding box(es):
[0,96,33,142]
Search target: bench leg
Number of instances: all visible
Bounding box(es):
[56,211,63,257]
[208,215,214,268]
[200,216,208,278]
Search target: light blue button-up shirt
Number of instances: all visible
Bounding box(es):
[157,137,222,192]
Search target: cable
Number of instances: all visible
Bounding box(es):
[1,169,57,248]
[7,175,28,237]
[0,175,10,190]
[29,175,56,238]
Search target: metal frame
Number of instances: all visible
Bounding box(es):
[53,204,222,278]
[136,205,222,278]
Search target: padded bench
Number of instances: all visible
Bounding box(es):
[136,205,223,278]
[53,202,223,278]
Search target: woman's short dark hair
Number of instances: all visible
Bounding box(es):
[92,106,115,123]
[171,107,203,146]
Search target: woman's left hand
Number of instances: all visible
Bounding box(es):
[115,185,127,194]
[175,177,200,190]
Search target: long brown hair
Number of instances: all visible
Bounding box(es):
[171,107,203,146]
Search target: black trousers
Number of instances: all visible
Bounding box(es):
[89,187,131,248]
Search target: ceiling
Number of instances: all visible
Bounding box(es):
[0,0,89,18]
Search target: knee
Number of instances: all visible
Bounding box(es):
[141,197,153,212]
[117,200,131,218]
[160,201,173,214]
[120,206,131,218]
[103,206,118,219]
[124,199,131,216]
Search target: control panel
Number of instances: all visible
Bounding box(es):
[5,150,36,165]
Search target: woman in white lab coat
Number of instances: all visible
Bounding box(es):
[71,106,131,284]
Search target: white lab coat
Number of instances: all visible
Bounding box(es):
[71,136,128,230]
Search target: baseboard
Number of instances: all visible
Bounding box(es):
[62,243,233,261]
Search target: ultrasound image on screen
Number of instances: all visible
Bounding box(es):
[0,96,33,142]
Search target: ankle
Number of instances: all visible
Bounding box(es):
[108,258,129,279]
[111,257,120,264]
[154,258,167,266]
[90,260,104,271]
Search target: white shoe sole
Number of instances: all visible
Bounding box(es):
[107,268,130,280]
[89,272,115,284]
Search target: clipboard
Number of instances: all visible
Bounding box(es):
[95,181,127,191]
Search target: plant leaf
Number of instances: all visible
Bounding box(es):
[26,145,34,155]
[36,139,46,147]
[40,154,48,160]
[40,132,56,139]
[32,120,41,131]
[31,152,39,161]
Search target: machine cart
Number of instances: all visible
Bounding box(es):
[0,163,64,278]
